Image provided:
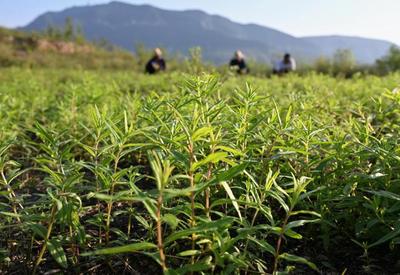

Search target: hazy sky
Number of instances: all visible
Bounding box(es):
[1,0,399,44]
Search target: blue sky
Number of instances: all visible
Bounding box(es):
[1,0,400,45]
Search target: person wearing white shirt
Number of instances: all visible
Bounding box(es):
[273,53,296,74]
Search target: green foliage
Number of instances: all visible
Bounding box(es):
[44,17,85,42]
[313,56,332,74]
[376,46,400,74]
[0,69,399,274]
[63,17,74,41]
[183,47,215,75]
[332,48,356,76]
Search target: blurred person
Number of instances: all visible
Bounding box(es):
[230,50,249,74]
[273,53,296,74]
[145,48,166,74]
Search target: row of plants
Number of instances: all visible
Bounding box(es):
[0,69,400,274]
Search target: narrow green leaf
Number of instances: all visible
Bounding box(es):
[278,253,319,271]
[290,210,321,217]
[368,190,400,201]
[368,228,400,249]
[177,250,201,257]
[215,145,244,156]
[82,242,157,256]
[221,181,242,221]
[47,239,68,269]
[284,229,303,239]
[165,217,234,245]
[285,219,320,231]
[0,212,21,218]
[191,127,213,142]
[27,223,47,239]
[216,162,248,182]
[248,237,275,255]
[192,152,228,171]
[79,143,96,158]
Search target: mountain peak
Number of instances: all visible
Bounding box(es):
[109,1,129,4]
[22,3,394,64]
[107,1,154,9]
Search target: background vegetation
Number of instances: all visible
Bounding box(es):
[1,69,400,274]
[1,20,400,77]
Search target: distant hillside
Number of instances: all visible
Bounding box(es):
[21,1,316,64]
[302,36,394,64]
[0,26,136,69]
[21,1,396,64]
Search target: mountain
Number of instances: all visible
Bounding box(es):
[21,1,396,64]
[302,36,394,64]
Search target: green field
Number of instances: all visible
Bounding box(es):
[1,68,400,274]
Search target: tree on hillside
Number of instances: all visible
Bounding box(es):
[64,17,74,40]
[376,46,400,74]
[45,24,63,40]
[332,49,356,76]
[44,17,85,42]
[314,56,332,74]
[74,24,85,44]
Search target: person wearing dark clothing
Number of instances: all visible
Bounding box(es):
[230,50,249,74]
[145,48,166,74]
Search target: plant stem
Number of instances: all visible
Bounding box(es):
[105,150,122,244]
[188,143,196,265]
[105,196,114,244]
[243,206,261,274]
[204,163,213,218]
[156,194,167,272]
[127,203,133,239]
[272,206,293,274]
[33,204,57,274]
[94,139,103,245]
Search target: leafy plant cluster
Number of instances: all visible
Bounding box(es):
[0,69,400,274]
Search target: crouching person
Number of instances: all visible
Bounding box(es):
[145,48,166,74]
[273,53,296,75]
[230,50,249,74]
